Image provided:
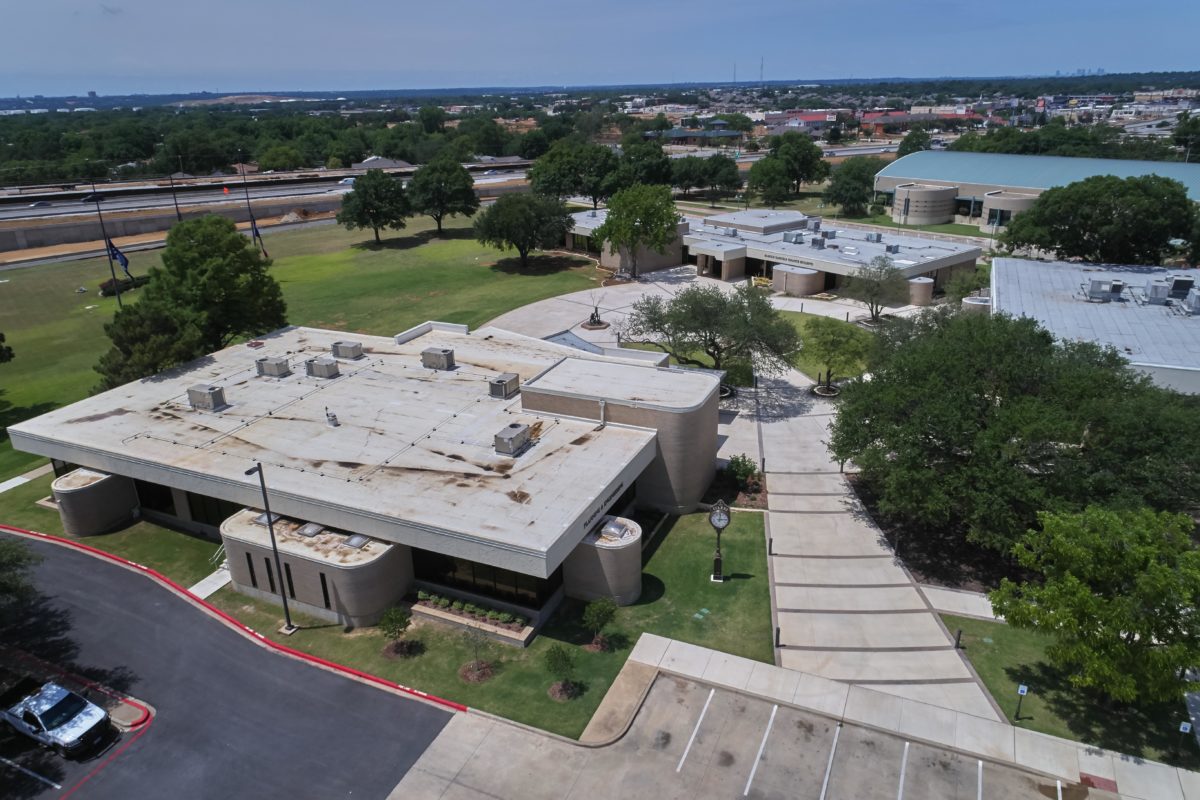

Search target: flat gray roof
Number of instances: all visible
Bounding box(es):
[526,357,719,411]
[9,325,692,576]
[991,258,1200,370]
[877,151,1200,201]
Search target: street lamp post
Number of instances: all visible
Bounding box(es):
[709,499,731,583]
[245,462,296,633]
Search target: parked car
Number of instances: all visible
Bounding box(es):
[1,674,111,758]
[338,177,356,185]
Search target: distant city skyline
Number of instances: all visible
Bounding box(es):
[3,0,1197,97]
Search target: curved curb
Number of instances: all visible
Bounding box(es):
[0,523,468,715]
[4,647,154,732]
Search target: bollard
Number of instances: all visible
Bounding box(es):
[954,628,963,649]
[768,537,773,555]
[775,626,781,648]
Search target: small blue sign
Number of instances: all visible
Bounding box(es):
[1181,722,1193,734]
[1017,685,1028,697]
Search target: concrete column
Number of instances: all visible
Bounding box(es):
[52,468,138,537]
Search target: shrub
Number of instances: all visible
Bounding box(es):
[451,600,464,612]
[436,597,451,609]
[582,598,618,645]
[486,610,501,621]
[426,593,441,605]
[498,612,514,624]
[417,590,430,602]
[543,643,576,683]
[513,616,527,628]
[464,603,479,616]
[727,453,760,490]
[379,607,412,641]
[869,203,885,216]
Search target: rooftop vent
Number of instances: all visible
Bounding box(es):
[421,347,455,371]
[305,356,340,379]
[1186,287,1200,316]
[187,384,226,411]
[256,356,291,378]
[342,534,369,550]
[724,227,738,237]
[1145,279,1171,305]
[252,511,282,527]
[494,422,531,456]
[1170,276,1195,299]
[782,231,805,244]
[865,232,883,243]
[885,243,901,254]
[331,340,364,360]
[296,523,325,538]
[588,209,597,217]
[489,372,520,399]
[809,219,821,231]
[810,237,825,250]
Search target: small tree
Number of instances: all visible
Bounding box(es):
[543,643,578,700]
[581,598,617,650]
[747,156,792,208]
[843,256,908,323]
[703,154,741,207]
[407,156,479,235]
[336,169,410,244]
[726,453,761,491]
[593,184,679,277]
[802,316,871,389]
[991,507,1200,704]
[459,625,494,683]
[379,607,422,657]
[473,193,572,269]
[824,156,882,217]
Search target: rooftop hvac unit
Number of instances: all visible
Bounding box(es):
[1145,279,1171,305]
[1170,276,1195,299]
[331,340,364,360]
[255,356,291,377]
[1186,287,1200,315]
[811,238,825,249]
[305,356,340,379]
[187,384,226,411]
[821,229,837,239]
[781,231,795,243]
[724,227,738,237]
[494,422,531,456]
[865,232,883,243]
[489,372,520,399]
[1108,279,1125,296]
[809,219,821,231]
[420,347,455,371]
[885,243,901,254]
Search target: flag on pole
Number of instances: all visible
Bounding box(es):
[250,220,269,259]
[106,239,132,279]
[223,186,230,195]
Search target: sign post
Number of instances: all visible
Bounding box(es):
[1015,684,1028,721]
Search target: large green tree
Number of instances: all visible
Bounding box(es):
[592,184,679,276]
[991,507,1200,703]
[336,169,410,244]
[896,127,932,158]
[0,537,39,614]
[828,310,1200,553]
[95,215,287,389]
[824,156,883,216]
[842,255,909,323]
[802,315,871,389]
[771,132,827,191]
[529,140,618,208]
[473,193,571,268]
[623,283,800,377]
[747,156,792,208]
[703,154,741,206]
[607,142,673,193]
[407,156,479,235]
[670,156,707,197]
[1001,175,1197,265]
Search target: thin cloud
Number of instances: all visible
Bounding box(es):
[100,3,123,15]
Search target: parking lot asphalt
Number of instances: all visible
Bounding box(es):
[0,534,451,800]
[396,675,1092,799]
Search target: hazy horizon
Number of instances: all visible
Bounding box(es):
[4,0,1197,98]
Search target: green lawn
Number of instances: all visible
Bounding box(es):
[0,215,598,481]
[943,614,1200,769]
[624,311,869,386]
[0,474,221,586]
[209,510,771,739]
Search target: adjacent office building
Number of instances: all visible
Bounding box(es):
[11,323,721,628]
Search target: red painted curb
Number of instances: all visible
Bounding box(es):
[0,523,468,714]
[6,648,153,730]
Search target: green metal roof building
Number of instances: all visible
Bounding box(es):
[873,151,1200,231]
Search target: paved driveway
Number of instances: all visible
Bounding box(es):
[0,535,450,800]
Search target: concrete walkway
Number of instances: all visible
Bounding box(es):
[756,369,1004,721]
[188,563,231,599]
[0,462,53,494]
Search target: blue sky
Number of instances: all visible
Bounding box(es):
[3,0,1197,96]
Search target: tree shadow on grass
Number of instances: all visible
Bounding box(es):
[0,392,58,451]
[350,226,476,252]
[489,254,590,276]
[1004,660,1200,768]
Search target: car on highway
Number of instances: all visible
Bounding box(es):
[27,200,51,208]
[80,193,105,203]
[338,177,356,185]
[1,674,111,758]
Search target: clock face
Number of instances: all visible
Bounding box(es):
[711,509,730,529]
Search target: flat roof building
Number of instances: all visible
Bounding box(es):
[11,323,721,628]
[875,151,1200,232]
[991,258,1200,393]
[568,207,981,295]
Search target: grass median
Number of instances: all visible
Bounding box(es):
[209,510,772,739]
[943,613,1200,769]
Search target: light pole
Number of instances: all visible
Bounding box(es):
[245,462,296,633]
[709,499,731,582]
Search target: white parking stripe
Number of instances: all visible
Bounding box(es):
[743,704,778,797]
[1057,779,1063,800]
[0,756,63,789]
[676,688,715,773]
[819,723,842,800]
[977,759,983,800]
[896,741,910,800]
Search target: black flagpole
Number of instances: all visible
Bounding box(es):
[237,152,262,253]
[92,179,122,308]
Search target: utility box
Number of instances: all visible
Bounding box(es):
[305,357,340,379]
[187,384,227,411]
[421,347,455,371]
[489,373,520,399]
[256,356,291,377]
[331,340,364,360]
[494,423,531,456]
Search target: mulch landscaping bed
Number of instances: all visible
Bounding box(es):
[846,474,1032,594]
[458,661,494,684]
[702,471,768,510]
